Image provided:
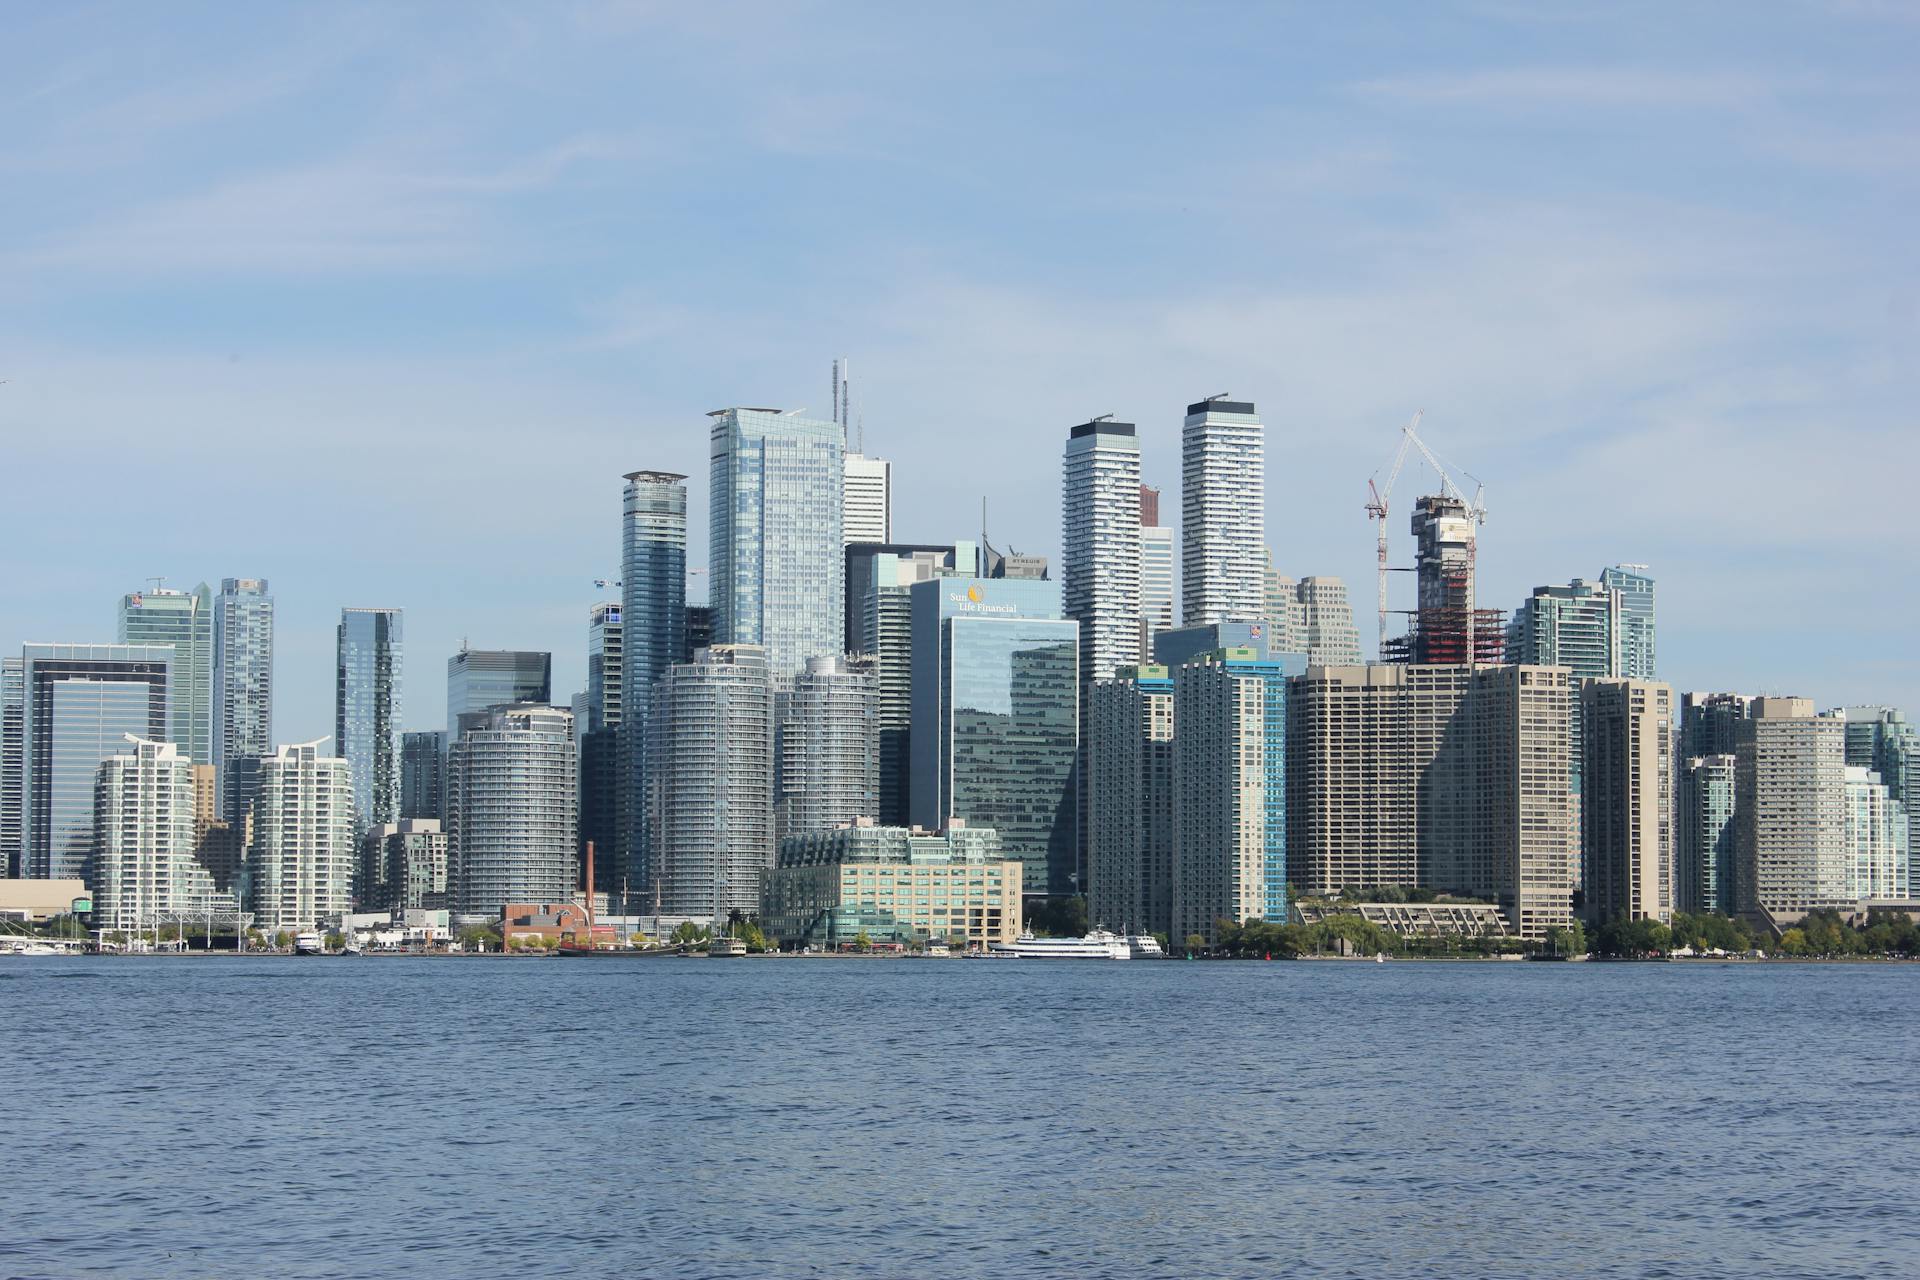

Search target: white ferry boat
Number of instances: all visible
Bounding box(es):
[1125,934,1165,959]
[708,936,748,957]
[293,932,325,955]
[990,929,1131,960]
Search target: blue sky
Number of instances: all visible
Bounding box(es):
[3,1,1916,740]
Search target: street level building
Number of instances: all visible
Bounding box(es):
[763,818,1019,950]
[361,819,448,913]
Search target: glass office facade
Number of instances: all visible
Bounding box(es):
[400,729,446,820]
[212,577,274,816]
[117,584,213,764]
[708,408,843,676]
[336,608,402,833]
[445,649,552,743]
[1601,565,1656,680]
[22,643,172,882]
[910,577,1078,897]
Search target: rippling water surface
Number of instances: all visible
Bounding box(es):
[4,956,1917,1279]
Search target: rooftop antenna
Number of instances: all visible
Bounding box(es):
[981,496,989,577]
[147,576,167,593]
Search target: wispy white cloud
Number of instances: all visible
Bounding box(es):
[9,134,655,274]
[1351,67,1808,110]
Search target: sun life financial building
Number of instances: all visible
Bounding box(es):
[910,576,1078,899]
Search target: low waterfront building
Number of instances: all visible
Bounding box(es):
[360,819,449,913]
[501,900,592,947]
[1293,899,1511,938]
[0,878,91,923]
[761,818,1020,950]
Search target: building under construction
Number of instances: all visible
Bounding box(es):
[1382,493,1504,665]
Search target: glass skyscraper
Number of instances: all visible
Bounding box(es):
[910,576,1078,898]
[446,648,552,743]
[212,577,274,819]
[336,608,403,833]
[708,407,844,676]
[117,583,213,764]
[400,729,446,821]
[1600,564,1656,680]
[620,470,688,898]
[21,643,172,881]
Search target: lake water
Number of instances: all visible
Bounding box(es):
[4,956,1916,1279]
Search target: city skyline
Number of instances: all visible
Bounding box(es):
[3,5,1915,739]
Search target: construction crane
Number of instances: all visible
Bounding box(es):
[1365,411,1421,655]
[1366,412,1489,659]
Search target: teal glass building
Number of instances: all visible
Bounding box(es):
[117,584,212,764]
[909,576,1078,897]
